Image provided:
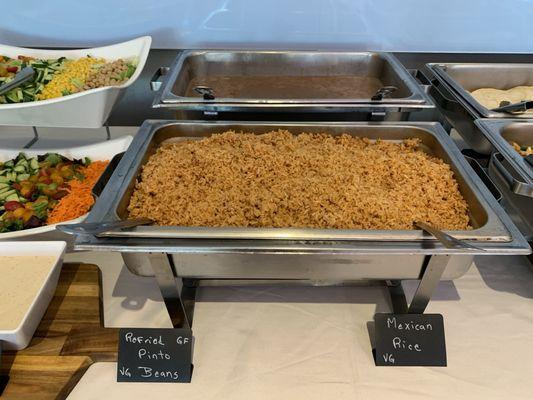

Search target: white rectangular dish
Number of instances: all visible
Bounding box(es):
[0,135,133,242]
[0,36,151,128]
[0,241,66,350]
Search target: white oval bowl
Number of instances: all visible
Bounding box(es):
[0,36,151,128]
[0,135,133,241]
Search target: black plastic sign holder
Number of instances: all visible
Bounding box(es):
[117,328,193,383]
[374,313,447,367]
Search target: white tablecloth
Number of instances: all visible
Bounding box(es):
[66,253,533,400]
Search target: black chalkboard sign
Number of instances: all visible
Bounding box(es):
[117,328,193,383]
[374,313,446,367]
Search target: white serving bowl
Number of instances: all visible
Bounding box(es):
[0,135,133,243]
[0,241,66,350]
[0,36,151,128]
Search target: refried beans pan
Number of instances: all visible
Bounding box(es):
[90,121,514,242]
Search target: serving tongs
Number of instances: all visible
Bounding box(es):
[371,86,398,101]
[193,85,215,100]
[0,67,35,96]
[57,218,153,236]
[414,221,485,251]
[491,100,533,114]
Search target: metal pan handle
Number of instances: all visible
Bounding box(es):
[408,69,432,94]
[490,153,533,198]
[150,67,169,92]
[463,155,502,203]
[92,152,124,198]
[429,75,460,106]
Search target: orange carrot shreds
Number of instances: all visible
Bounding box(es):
[46,161,109,225]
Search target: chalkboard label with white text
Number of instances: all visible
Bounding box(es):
[374,313,446,367]
[117,328,193,382]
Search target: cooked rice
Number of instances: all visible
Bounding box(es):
[127,130,471,230]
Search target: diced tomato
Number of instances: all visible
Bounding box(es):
[11,182,21,190]
[52,190,68,200]
[4,201,23,211]
[39,177,52,184]
[6,66,18,73]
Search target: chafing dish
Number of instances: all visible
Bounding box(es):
[152,51,434,120]
[427,63,533,154]
[74,120,530,283]
[475,119,533,240]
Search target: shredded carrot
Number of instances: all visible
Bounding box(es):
[46,161,109,225]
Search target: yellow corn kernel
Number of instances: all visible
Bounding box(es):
[37,57,105,100]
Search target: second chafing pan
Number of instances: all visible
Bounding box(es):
[152,51,433,118]
[426,63,533,154]
[475,119,533,191]
[83,120,518,244]
[475,119,533,239]
[429,63,533,119]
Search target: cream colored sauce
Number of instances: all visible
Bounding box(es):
[0,255,57,331]
[470,86,533,110]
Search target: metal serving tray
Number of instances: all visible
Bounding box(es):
[73,121,530,281]
[429,63,533,119]
[100,121,509,242]
[153,51,433,117]
[475,119,533,239]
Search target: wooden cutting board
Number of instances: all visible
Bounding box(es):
[0,263,118,399]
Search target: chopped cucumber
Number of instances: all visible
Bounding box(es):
[0,176,9,183]
[16,173,30,182]
[13,165,26,173]
[5,92,18,103]
[0,189,16,200]
[30,158,39,170]
[5,193,19,202]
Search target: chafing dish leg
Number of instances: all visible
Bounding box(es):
[147,253,191,329]
[386,280,408,314]
[408,255,451,314]
[181,279,198,327]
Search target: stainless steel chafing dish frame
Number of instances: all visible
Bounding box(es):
[475,119,533,240]
[152,50,434,116]
[73,120,530,326]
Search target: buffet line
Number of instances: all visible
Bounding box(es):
[0,39,532,339]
